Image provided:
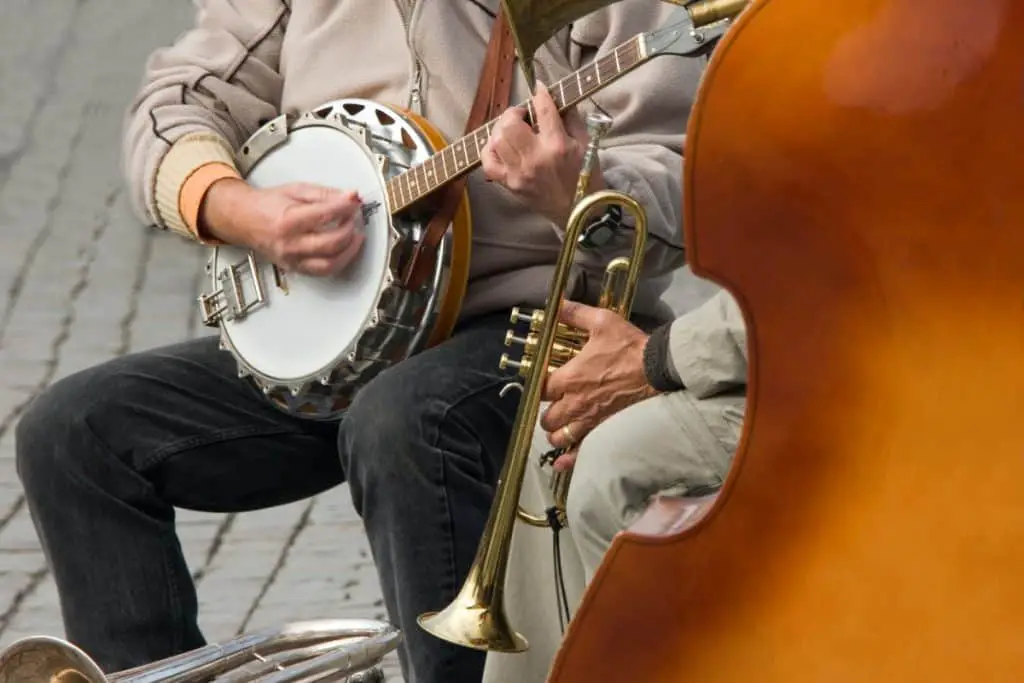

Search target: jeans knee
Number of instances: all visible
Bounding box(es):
[338,369,437,485]
[15,373,92,497]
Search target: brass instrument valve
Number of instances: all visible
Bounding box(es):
[510,306,544,330]
[499,353,532,377]
[510,307,588,344]
[503,330,580,376]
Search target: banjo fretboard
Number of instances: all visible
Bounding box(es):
[385,34,646,213]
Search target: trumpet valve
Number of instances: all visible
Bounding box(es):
[509,306,543,327]
[499,353,532,377]
[504,330,528,347]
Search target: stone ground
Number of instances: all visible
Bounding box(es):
[0,1,720,681]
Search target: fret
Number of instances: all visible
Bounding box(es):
[614,45,621,72]
[393,175,404,209]
[442,145,454,178]
[401,174,413,209]
[439,147,451,184]
[407,167,418,196]
[558,80,566,109]
[581,63,597,91]
[457,141,466,171]
[425,157,437,186]
[415,163,427,197]
[392,175,403,208]
[471,127,485,159]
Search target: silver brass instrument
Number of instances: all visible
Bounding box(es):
[0,619,400,683]
[416,109,648,652]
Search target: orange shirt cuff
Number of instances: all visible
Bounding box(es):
[179,162,242,242]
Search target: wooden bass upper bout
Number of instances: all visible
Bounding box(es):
[549,0,1024,681]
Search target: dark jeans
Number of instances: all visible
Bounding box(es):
[14,310,520,683]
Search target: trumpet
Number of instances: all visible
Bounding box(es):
[416,111,647,652]
[0,619,400,683]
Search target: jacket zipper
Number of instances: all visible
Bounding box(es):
[393,0,425,114]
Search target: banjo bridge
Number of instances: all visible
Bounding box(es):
[198,251,268,327]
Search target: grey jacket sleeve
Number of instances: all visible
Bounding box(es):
[644,289,747,399]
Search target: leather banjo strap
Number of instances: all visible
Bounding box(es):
[400,8,517,291]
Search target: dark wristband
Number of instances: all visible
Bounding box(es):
[643,322,686,392]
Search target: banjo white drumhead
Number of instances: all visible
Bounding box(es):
[215,123,392,383]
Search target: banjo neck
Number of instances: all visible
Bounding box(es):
[385,33,650,213]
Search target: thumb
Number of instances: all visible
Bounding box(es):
[557,299,604,332]
[287,191,361,232]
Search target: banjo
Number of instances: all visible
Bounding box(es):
[197,10,728,420]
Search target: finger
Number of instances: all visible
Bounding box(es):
[557,298,607,333]
[492,108,534,154]
[294,232,366,277]
[284,184,359,205]
[546,420,589,450]
[286,194,362,235]
[327,230,366,274]
[491,135,523,172]
[288,221,357,260]
[480,143,507,184]
[541,366,570,403]
[531,80,565,143]
[539,395,578,433]
[491,107,529,139]
[292,256,339,277]
[552,447,578,473]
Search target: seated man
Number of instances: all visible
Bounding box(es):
[13,3,702,683]
[483,286,747,683]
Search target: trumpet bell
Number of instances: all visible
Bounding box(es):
[417,580,528,653]
[0,636,105,683]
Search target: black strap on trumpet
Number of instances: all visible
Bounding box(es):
[540,446,574,633]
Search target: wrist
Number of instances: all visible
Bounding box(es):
[198,177,255,245]
[642,323,685,393]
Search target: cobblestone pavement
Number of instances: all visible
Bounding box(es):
[0,2,719,681]
[0,1,400,678]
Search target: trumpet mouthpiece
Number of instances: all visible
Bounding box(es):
[584,111,613,142]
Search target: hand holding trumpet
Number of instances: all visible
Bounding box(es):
[540,300,658,471]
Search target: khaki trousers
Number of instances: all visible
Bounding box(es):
[482,389,744,683]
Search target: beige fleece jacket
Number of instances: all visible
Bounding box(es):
[122,0,707,321]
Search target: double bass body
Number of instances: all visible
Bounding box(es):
[550,0,1024,681]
